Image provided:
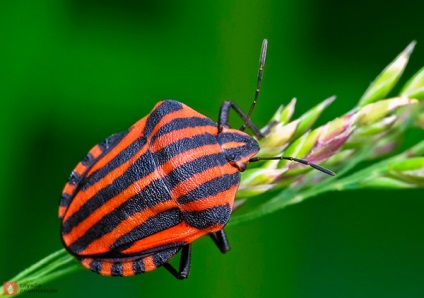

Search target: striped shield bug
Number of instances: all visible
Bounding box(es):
[59,39,334,279]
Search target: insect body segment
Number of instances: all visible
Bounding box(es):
[60,100,253,277]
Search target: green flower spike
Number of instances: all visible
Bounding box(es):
[401,67,424,100]
[359,41,416,106]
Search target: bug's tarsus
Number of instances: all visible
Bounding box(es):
[249,156,336,176]
[209,229,231,253]
[240,39,268,133]
[163,244,192,279]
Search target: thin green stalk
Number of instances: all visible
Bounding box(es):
[0,249,79,297]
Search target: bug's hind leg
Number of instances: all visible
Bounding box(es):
[209,229,231,253]
[162,244,192,280]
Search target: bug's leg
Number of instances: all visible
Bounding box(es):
[209,229,231,253]
[218,101,265,139]
[163,244,192,280]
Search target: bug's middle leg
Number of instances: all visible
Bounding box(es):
[162,244,192,280]
[209,229,231,253]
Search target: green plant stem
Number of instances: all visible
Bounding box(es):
[0,249,79,297]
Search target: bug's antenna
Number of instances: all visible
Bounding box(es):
[240,39,268,132]
[249,156,336,176]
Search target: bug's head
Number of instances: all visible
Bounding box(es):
[217,126,260,172]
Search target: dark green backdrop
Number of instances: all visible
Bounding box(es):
[1,1,423,297]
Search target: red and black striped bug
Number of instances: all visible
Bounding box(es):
[59,39,334,279]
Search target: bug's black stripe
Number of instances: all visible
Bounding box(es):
[81,136,147,191]
[152,247,181,267]
[177,173,240,205]
[132,259,145,275]
[60,193,71,207]
[111,263,123,276]
[89,259,103,273]
[144,100,183,135]
[159,152,227,189]
[183,204,232,229]
[98,132,128,153]
[153,132,218,165]
[110,209,182,251]
[67,153,227,254]
[68,171,82,186]
[217,131,252,144]
[62,133,221,234]
[150,117,216,144]
[224,145,260,158]
[81,152,94,167]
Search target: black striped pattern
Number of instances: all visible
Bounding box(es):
[60,100,261,276]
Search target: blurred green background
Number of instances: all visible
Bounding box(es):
[1,1,424,297]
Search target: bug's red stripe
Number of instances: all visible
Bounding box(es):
[100,261,112,276]
[122,261,135,276]
[150,125,217,152]
[150,117,215,144]
[220,141,248,150]
[58,206,67,219]
[89,145,104,159]
[81,258,92,270]
[181,183,239,212]
[143,256,157,272]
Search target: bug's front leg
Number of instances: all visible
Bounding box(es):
[162,244,192,279]
[218,101,265,139]
[209,229,231,253]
